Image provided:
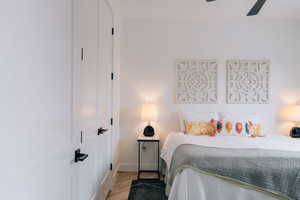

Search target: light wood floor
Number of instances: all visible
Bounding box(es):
[106,172,159,200]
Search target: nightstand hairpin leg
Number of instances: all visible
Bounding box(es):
[158,141,160,179]
[138,141,140,179]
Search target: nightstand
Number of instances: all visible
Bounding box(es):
[137,134,160,179]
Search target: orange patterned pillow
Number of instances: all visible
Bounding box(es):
[185,121,216,136]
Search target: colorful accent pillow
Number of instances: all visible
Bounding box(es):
[251,124,262,137]
[184,121,216,136]
[217,113,263,137]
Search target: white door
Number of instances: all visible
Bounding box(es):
[73,0,99,199]
[72,0,114,199]
[95,0,114,197]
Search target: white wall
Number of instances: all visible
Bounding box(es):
[119,19,300,171]
[0,0,73,199]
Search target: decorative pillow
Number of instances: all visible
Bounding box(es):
[251,124,262,137]
[179,111,218,133]
[218,113,263,137]
[185,121,216,136]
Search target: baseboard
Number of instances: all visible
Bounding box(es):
[88,170,114,200]
[111,162,120,184]
[90,193,97,200]
[118,163,158,172]
[92,172,112,200]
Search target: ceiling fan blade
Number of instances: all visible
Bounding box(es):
[206,0,216,2]
[247,0,267,16]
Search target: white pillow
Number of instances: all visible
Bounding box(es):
[178,111,218,132]
[219,113,260,122]
[178,111,185,132]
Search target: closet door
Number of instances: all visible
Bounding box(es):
[76,0,100,199]
[95,0,114,197]
[72,0,113,199]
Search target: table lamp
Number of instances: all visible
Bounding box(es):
[141,104,158,137]
[281,105,300,138]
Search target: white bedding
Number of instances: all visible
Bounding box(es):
[161,132,300,200]
[169,168,279,200]
[161,132,300,171]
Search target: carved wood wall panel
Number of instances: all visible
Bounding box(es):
[226,60,270,104]
[176,59,218,104]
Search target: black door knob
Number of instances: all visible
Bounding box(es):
[97,127,108,135]
[75,149,88,163]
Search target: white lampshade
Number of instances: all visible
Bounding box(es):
[281,105,300,122]
[141,104,158,122]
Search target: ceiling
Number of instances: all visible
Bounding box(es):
[117,0,300,20]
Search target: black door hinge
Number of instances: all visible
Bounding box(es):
[112,27,115,35]
[111,73,114,80]
[110,118,113,126]
[110,163,113,171]
[81,48,84,61]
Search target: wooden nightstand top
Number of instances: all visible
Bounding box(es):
[137,134,160,141]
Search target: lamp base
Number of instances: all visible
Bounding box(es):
[143,125,155,137]
[290,127,300,138]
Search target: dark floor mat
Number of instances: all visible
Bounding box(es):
[128,179,167,200]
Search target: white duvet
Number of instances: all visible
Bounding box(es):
[161,132,300,170]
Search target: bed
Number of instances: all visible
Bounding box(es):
[161,132,300,200]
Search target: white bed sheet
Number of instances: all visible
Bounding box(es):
[162,133,300,200]
[169,168,278,200]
